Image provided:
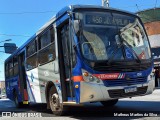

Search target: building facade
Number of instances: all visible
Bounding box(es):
[137,8,160,53]
[137,8,160,87]
[0,81,5,94]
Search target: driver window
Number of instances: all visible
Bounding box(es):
[82,42,95,60]
[82,30,108,60]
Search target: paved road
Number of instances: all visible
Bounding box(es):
[0,89,160,119]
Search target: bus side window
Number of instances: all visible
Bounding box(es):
[61,24,77,67]
[5,63,9,79]
[9,60,13,78]
[61,25,69,66]
[26,40,37,70]
[13,56,18,76]
[38,27,54,50]
[61,25,70,79]
[27,40,36,57]
[38,27,56,65]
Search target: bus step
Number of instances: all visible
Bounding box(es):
[62,102,83,106]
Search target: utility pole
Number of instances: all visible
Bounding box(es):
[102,0,109,7]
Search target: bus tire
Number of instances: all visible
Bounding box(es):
[49,86,65,116]
[101,99,118,107]
[14,91,22,108]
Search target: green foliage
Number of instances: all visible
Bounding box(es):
[137,8,160,23]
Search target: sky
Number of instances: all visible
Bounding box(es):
[0,0,159,81]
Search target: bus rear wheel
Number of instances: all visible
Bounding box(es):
[49,86,65,116]
[101,99,118,107]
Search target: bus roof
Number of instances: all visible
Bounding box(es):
[5,5,136,62]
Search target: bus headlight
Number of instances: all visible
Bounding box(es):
[82,69,103,84]
[89,76,94,81]
[147,68,155,81]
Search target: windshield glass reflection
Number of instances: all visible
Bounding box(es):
[79,12,151,61]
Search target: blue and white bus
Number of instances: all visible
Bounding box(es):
[5,5,155,115]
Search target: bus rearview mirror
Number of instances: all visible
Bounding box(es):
[4,43,17,54]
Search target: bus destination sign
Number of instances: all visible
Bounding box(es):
[85,14,133,27]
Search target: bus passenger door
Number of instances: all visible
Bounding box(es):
[18,52,28,102]
[57,24,75,101]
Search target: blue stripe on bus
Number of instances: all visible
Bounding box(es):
[6,76,22,101]
[74,82,80,103]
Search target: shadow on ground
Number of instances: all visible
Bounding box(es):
[25,100,160,117]
[1,100,160,118]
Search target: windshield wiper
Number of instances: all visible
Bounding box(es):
[108,12,141,64]
[106,12,124,64]
[107,34,141,64]
[107,42,123,65]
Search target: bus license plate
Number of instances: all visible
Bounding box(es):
[124,87,137,93]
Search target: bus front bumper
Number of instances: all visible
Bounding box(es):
[80,79,155,103]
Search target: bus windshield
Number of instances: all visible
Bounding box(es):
[78,12,151,62]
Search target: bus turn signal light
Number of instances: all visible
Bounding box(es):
[75,85,79,88]
[83,72,89,77]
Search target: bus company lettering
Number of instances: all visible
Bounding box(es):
[93,73,125,80]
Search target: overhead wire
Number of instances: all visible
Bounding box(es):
[136,4,140,11]
[153,0,158,21]
[0,3,159,37]
[0,4,158,15]
[0,33,30,37]
[0,10,57,15]
[115,4,156,9]
[155,0,158,8]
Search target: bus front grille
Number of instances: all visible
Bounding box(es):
[108,86,148,98]
[103,77,147,87]
[92,62,152,72]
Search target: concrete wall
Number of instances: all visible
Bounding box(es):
[0,81,5,90]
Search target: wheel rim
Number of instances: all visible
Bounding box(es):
[50,93,62,112]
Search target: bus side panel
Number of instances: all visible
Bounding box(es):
[5,76,23,102]
[38,61,60,103]
[26,68,41,103]
[5,79,13,100]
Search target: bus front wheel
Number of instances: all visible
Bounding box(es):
[49,86,65,116]
[101,99,118,107]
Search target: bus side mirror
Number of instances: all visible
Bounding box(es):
[73,20,80,34]
[4,43,17,54]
